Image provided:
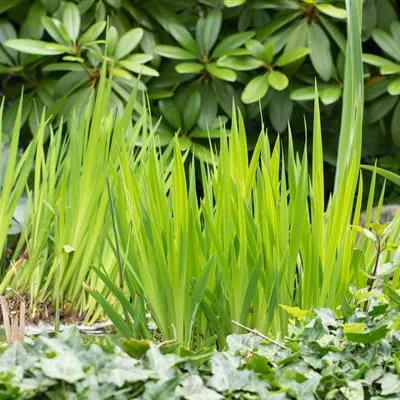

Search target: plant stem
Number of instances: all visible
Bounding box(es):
[364,237,381,311]
[232,320,288,350]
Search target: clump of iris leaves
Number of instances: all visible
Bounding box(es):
[1,287,400,400]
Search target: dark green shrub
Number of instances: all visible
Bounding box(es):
[0,0,399,170]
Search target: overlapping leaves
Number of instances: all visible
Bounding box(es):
[1,293,400,399]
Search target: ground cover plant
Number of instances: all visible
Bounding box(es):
[0,0,399,352]
[1,289,400,399]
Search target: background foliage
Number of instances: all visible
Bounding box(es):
[0,0,399,194]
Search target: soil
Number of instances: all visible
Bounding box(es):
[0,291,85,326]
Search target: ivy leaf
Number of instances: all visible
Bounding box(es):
[41,352,85,383]
[208,352,261,392]
[280,304,308,320]
[176,375,223,400]
[226,334,262,355]
[8,196,28,235]
[377,373,400,395]
[100,357,153,387]
[146,343,181,383]
[345,325,389,344]
[120,339,150,359]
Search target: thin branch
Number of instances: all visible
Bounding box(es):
[232,320,288,350]
[158,324,177,348]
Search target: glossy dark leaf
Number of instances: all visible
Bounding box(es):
[78,21,106,47]
[198,83,218,130]
[307,22,333,81]
[388,78,400,95]
[213,31,255,58]
[155,45,196,60]
[114,28,144,60]
[206,63,236,82]
[106,26,118,56]
[0,0,24,13]
[316,3,346,19]
[63,2,81,42]
[159,99,182,130]
[216,55,263,71]
[5,39,70,55]
[275,47,309,67]
[183,90,201,132]
[241,73,269,104]
[20,0,46,40]
[269,90,292,132]
[318,15,346,53]
[202,10,222,54]
[367,95,398,124]
[267,70,289,91]
[320,86,342,105]
[0,20,17,62]
[41,17,71,45]
[175,62,204,74]
[168,24,199,54]
[372,28,400,62]
[391,99,400,147]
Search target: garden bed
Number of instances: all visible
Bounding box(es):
[1,292,400,399]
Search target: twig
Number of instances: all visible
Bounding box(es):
[158,324,177,348]
[232,320,288,350]
[364,235,382,311]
